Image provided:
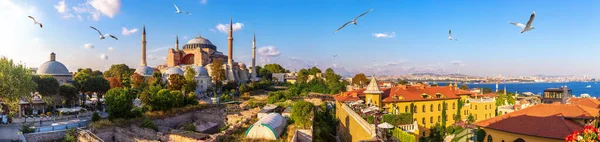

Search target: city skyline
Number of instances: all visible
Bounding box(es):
[3,0,600,77]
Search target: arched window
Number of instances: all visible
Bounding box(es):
[422,118,425,125]
[438,104,441,111]
[485,105,487,110]
[487,135,493,142]
[395,107,399,114]
[437,116,441,122]
[430,104,433,112]
[475,105,478,110]
[422,105,426,113]
[453,103,456,109]
[405,106,409,113]
[430,116,433,123]
[414,106,418,113]
[514,138,525,142]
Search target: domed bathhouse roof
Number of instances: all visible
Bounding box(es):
[183,36,217,50]
[37,52,70,76]
[165,67,184,76]
[135,66,155,77]
[194,66,210,77]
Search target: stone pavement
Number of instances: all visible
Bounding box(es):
[0,111,108,141]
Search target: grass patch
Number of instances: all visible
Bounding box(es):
[451,134,467,142]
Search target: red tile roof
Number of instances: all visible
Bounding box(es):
[475,104,598,139]
[568,98,600,108]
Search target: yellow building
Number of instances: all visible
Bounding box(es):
[476,104,598,142]
[334,77,497,141]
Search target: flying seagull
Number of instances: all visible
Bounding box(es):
[333,55,338,58]
[90,26,118,40]
[448,30,457,41]
[173,3,191,15]
[335,8,373,33]
[27,16,42,28]
[509,11,536,34]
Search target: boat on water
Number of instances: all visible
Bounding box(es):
[586,85,592,88]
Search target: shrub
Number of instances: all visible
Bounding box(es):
[89,119,114,130]
[92,112,101,122]
[219,93,231,102]
[476,129,486,142]
[382,113,413,125]
[182,123,197,132]
[104,88,134,119]
[267,91,288,104]
[446,126,455,134]
[141,117,158,131]
[291,101,314,129]
[391,127,416,142]
[186,92,198,105]
[366,116,374,124]
[20,123,36,133]
[64,128,77,142]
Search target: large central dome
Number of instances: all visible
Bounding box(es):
[183,36,216,50]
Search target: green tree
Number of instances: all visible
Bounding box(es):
[455,100,464,121]
[482,87,492,94]
[292,101,314,129]
[467,114,475,124]
[209,59,226,88]
[140,85,163,110]
[308,66,322,75]
[507,93,516,105]
[296,69,309,83]
[90,76,110,95]
[476,129,486,142]
[263,64,287,74]
[428,123,446,142]
[239,84,249,94]
[130,73,146,89]
[324,68,344,94]
[150,72,163,87]
[103,64,131,78]
[77,68,93,75]
[0,57,37,103]
[59,84,78,105]
[104,88,134,119]
[91,112,101,122]
[36,75,59,96]
[459,84,469,90]
[167,74,186,91]
[352,73,368,87]
[441,101,448,127]
[495,94,506,106]
[182,67,198,93]
[185,92,198,105]
[92,70,103,76]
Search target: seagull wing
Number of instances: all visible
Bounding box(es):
[449,30,452,37]
[509,22,526,29]
[335,21,353,33]
[106,34,118,40]
[90,26,103,36]
[525,11,535,28]
[354,8,373,20]
[28,16,38,23]
[173,4,180,12]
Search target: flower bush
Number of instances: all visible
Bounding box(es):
[565,125,599,142]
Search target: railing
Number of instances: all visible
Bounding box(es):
[77,128,104,142]
[396,121,418,133]
[31,120,90,133]
[469,98,495,103]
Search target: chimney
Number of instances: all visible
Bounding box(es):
[50,52,56,61]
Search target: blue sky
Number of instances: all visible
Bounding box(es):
[2,0,600,77]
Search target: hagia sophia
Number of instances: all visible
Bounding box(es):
[134,17,260,96]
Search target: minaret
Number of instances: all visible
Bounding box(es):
[175,35,179,50]
[141,25,147,66]
[227,16,233,65]
[251,34,256,76]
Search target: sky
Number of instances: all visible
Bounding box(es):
[2,0,600,77]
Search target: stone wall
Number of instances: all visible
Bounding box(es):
[24,131,66,142]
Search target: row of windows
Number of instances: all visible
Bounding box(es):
[472,104,494,110]
[418,114,452,126]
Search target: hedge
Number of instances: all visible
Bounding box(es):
[382,113,413,125]
[391,127,416,142]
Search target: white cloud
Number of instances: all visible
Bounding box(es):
[200,0,207,4]
[89,0,121,18]
[257,46,280,57]
[372,32,396,38]
[216,22,244,33]
[149,47,170,53]
[451,60,466,66]
[71,0,120,21]
[55,1,74,19]
[108,47,114,51]
[100,54,108,60]
[54,1,67,14]
[148,55,157,60]
[84,43,94,49]
[121,27,138,35]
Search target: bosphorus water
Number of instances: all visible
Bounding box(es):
[439,82,599,97]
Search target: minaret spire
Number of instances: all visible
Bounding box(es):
[251,33,257,79]
[175,35,179,50]
[227,15,233,65]
[141,25,147,66]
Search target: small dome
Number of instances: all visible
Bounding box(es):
[183,36,217,50]
[165,67,184,76]
[194,66,209,77]
[37,61,70,75]
[135,66,154,77]
[238,63,247,69]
